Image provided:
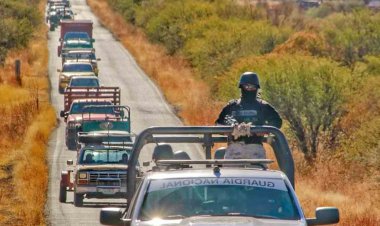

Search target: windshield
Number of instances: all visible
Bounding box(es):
[62,64,93,72]
[65,52,96,61]
[70,102,114,114]
[64,32,90,40]
[79,149,130,165]
[64,41,92,49]
[70,78,99,87]
[140,178,300,221]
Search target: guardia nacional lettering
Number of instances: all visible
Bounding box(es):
[158,178,276,190]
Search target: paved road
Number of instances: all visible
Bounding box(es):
[45,0,203,225]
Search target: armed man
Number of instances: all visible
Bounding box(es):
[215,72,282,159]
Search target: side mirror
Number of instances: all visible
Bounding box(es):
[91,38,95,42]
[100,208,129,225]
[60,110,66,118]
[67,160,73,165]
[143,161,150,167]
[59,38,63,42]
[306,207,339,225]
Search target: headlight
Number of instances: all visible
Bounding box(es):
[60,74,69,80]
[78,172,87,179]
[68,121,81,128]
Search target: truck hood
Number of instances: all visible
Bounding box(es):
[64,40,92,48]
[61,72,95,77]
[65,59,97,64]
[136,216,305,226]
[77,164,128,171]
[67,114,117,122]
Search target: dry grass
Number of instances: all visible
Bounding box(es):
[293,151,380,225]
[0,0,57,225]
[87,0,223,125]
[88,1,380,225]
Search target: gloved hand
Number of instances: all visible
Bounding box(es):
[231,122,252,139]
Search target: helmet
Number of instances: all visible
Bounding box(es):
[152,143,174,161]
[174,150,191,160]
[238,72,260,88]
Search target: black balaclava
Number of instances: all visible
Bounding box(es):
[241,88,258,104]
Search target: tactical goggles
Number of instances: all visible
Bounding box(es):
[241,84,258,91]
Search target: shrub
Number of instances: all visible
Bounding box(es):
[108,0,135,23]
[0,0,41,65]
[183,18,289,82]
[316,9,380,68]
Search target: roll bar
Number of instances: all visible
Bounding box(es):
[127,126,294,201]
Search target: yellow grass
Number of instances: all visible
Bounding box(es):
[0,0,57,225]
[88,1,380,225]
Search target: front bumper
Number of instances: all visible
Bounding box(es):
[75,185,127,199]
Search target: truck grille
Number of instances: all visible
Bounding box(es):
[97,180,120,186]
[88,171,127,185]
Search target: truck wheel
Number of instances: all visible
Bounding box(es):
[74,193,83,207]
[59,185,67,203]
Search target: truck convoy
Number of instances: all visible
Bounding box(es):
[46,0,73,31]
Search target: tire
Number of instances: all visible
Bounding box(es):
[74,192,83,207]
[59,185,67,203]
[67,138,77,150]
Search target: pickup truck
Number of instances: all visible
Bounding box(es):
[58,20,94,56]
[60,87,121,150]
[100,126,340,226]
[61,49,100,75]
[58,62,97,93]
[60,142,134,207]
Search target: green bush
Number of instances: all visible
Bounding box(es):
[135,0,216,54]
[363,56,380,76]
[183,18,289,81]
[0,0,41,65]
[109,0,135,23]
[132,0,291,79]
[317,9,380,68]
[340,76,380,172]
